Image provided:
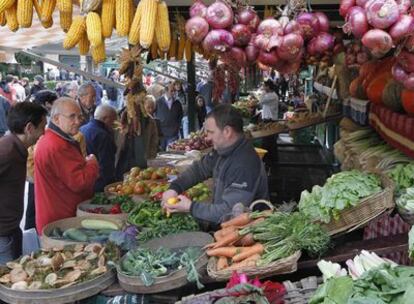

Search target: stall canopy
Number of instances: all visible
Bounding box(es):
[0,5,127,56]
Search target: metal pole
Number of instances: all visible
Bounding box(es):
[187,52,196,132]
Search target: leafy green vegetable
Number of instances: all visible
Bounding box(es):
[387,163,414,194]
[120,247,203,288]
[90,193,135,213]
[299,171,382,223]
[128,200,199,242]
[311,264,414,304]
[310,276,353,304]
[240,212,330,265]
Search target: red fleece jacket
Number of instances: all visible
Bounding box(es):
[34,129,99,234]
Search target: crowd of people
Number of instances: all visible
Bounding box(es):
[0,66,287,265]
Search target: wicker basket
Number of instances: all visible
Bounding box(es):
[321,173,395,236]
[283,276,322,304]
[207,251,301,281]
[103,181,165,202]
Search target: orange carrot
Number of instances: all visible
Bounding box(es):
[235,233,255,246]
[226,254,261,270]
[206,246,244,258]
[211,230,241,249]
[214,226,238,241]
[216,256,228,270]
[221,213,252,228]
[232,243,264,263]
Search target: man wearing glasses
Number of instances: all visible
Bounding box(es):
[34,97,99,234]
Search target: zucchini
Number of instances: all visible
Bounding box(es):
[81,219,120,230]
[63,228,88,242]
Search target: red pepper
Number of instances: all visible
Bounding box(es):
[110,204,122,214]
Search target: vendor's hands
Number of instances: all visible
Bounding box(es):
[164,195,192,214]
[161,189,178,207]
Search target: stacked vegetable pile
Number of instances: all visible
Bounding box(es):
[0,243,119,290]
[48,218,122,243]
[207,211,329,272]
[106,166,176,197]
[82,194,135,215]
[309,250,414,304]
[168,131,212,152]
[127,200,199,242]
[233,98,258,119]
[185,0,335,74]
[387,162,414,194]
[396,187,414,215]
[119,247,204,288]
[298,170,382,224]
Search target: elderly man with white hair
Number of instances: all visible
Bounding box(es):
[34,97,99,233]
[80,104,117,192]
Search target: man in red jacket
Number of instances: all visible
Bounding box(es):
[34,97,99,234]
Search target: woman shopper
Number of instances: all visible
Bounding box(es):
[258,80,279,164]
[174,80,188,138]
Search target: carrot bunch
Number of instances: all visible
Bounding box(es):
[206,211,331,271]
[205,211,271,271]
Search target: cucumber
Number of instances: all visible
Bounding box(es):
[88,235,109,242]
[63,228,88,242]
[81,219,120,230]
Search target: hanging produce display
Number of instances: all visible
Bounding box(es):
[340,0,414,91]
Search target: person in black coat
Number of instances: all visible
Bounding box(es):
[80,105,117,192]
[155,82,183,151]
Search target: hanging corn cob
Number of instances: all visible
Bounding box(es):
[32,0,41,20]
[41,16,52,27]
[78,31,90,55]
[81,0,101,14]
[176,13,185,60]
[115,0,129,36]
[91,39,106,63]
[150,36,158,59]
[5,3,18,31]
[101,0,114,38]
[155,1,170,52]
[167,28,177,60]
[86,12,102,47]
[139,0,157,49]
[59,10,71,31]
[16,0,32,27]
[128,0,143,45]
[184,37,192,62]
[56,0,70,12]
[63,15,86,49]
[0,0,15,14]
[0,12,6,25]
[40,0,55,23]
[128,0,133,27]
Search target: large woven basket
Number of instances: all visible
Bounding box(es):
[207,251,301,281]
[321,173,395,236]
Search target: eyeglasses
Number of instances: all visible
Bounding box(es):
[59,113,83,121]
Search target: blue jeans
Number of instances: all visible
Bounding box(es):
[181,116,189,138]
[0,228,22,265]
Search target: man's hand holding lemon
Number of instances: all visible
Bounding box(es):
[162,190,192,215]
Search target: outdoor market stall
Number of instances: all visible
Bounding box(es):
[3,0,414,303]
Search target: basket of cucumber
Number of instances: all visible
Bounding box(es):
[41,216,124,249]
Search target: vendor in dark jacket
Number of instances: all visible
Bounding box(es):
[162,104,269,227]
[155,82,183,150]
[0,102,47,264]
[80,104,117,192]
